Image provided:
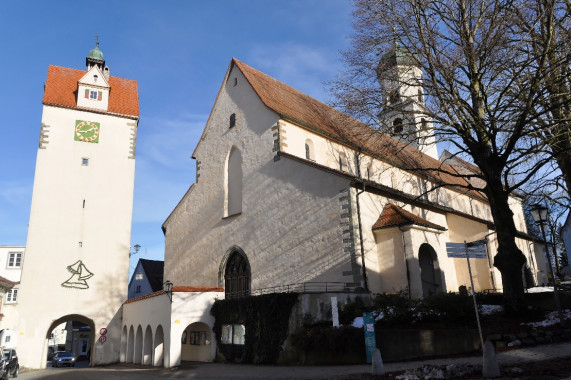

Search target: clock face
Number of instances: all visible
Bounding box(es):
[75,120,100,143]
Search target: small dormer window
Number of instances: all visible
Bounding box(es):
[93,74,98,82]
[85,89,102,101]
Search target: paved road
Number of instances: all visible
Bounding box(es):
[17,341,571,379]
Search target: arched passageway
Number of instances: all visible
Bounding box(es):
[134,326,143,364]
[153,325,165,367]
[419,243,443,296]
[143,325,153,365]
[181,322,212,362]
[45,314,95,367]
[127,326,135,363]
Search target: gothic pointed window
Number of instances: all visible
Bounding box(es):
[224,250,250,299]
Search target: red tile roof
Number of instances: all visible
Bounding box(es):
[172,286,224,293]
[0,276,18,289]
[372,203,446,231]
[232,59,482,199]
[42,65,139,118]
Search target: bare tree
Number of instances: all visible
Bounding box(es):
[331,0,570,311]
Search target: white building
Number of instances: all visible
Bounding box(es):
[0,246,24,338]
[12,42,139,369]
[161,58,543,299]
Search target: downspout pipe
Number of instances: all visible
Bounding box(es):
[354,150,369,293]
[356,183,369,292]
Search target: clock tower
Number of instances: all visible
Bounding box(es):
[14,42,139,368]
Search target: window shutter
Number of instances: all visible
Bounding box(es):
[98,91,102,101]
[85,89,89,98]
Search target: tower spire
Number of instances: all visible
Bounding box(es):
[86,36,105,70]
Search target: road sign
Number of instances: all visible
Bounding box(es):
[445,239,487,349]
[446,240,487,258]
[98,335,107,344]
[99,327,108,336]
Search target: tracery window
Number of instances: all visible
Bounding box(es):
[224,251,250,299]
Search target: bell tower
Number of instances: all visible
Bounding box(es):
[377,42,438,159]
[14,41,139,368]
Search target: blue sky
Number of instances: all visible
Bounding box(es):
[0,1,353,275]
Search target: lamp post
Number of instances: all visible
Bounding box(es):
[530,204,564,326]
[163,280,173,303]
[129,244,141,258]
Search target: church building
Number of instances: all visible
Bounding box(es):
[10,42,139,368]
[119,56,546,366]
[161,57,544,299]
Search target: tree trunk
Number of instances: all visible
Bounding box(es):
[485,177,527,313]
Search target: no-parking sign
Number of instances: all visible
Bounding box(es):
[99,327,108,335]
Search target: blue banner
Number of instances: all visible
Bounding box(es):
[363,312,376,363]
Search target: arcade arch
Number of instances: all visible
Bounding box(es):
[180,322,212,362]
[122,323,166,367]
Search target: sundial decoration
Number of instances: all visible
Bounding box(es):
[75,120,100,143]
[61,260,94,289]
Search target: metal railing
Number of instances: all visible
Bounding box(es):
[251,282,359,296]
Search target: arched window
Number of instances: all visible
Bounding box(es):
[393,118,403,134]
[305,139,314,160]
[420,118,428,131]
[224,250,251,299]
[417,89,423,102]
[229,113,236,128]
[419,243,443,297]
[225,147,242,216]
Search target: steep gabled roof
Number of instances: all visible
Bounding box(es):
[139,259,164,293]
[42,65,139,118]
[231,59,481,198]
[373,203,446,231]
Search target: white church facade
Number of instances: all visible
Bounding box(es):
[122,57,547,368]
[161,58,545,299]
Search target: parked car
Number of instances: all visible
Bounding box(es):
[0,348,19,379]
[51,351,75,367]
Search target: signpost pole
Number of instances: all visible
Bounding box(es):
[362,312,376,364]
[465,241,484,350]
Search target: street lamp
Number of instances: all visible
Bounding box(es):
[530,204,564,326]
[129,244,141,258]
[163,280,173,303]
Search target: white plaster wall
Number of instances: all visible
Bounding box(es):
[123,291,223,368]
[16,104,136,368]
[77,66,110,111]
[164,66,356,291]
[281,123,495,225]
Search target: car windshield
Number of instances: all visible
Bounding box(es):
[58,352,73,358]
